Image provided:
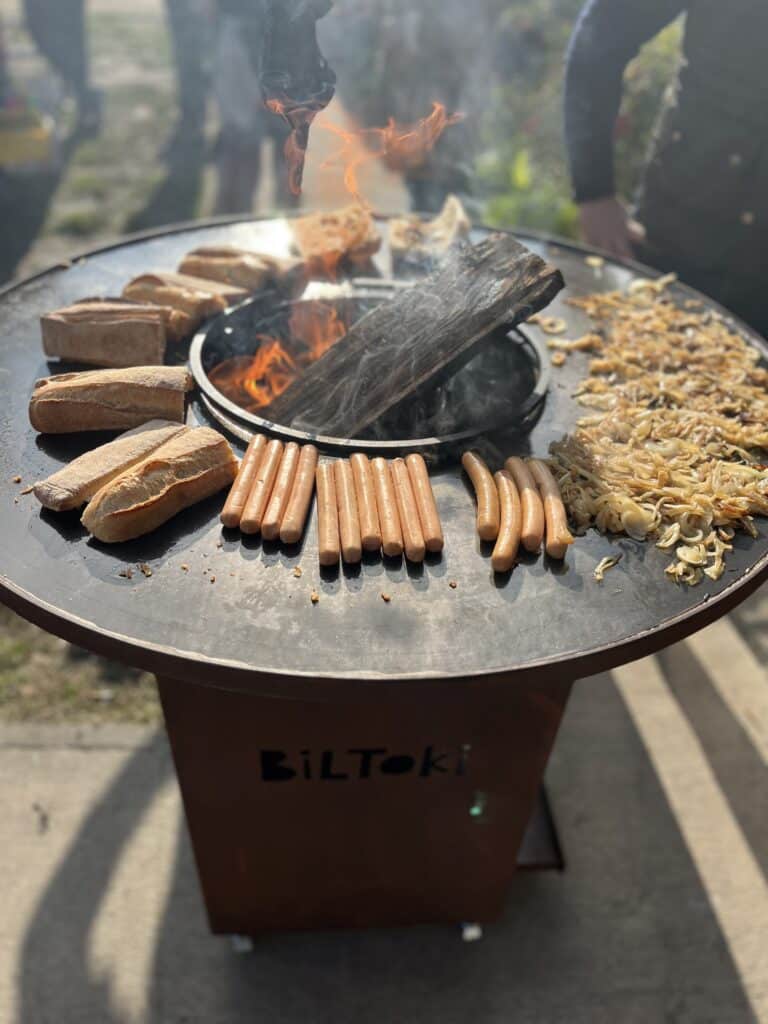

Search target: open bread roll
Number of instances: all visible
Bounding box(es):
[34,420,189,511]
[122,272,246,337]
[81,427,238,542]
[29,365,193,433]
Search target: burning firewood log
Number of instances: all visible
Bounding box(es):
[262,233,563,437]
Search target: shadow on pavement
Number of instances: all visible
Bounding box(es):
[658,642,768,881]
[17,679,758,1022]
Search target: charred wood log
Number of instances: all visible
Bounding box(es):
[263,233,564,436]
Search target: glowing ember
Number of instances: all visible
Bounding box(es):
[318,102,463,206]
[208,301,347,413]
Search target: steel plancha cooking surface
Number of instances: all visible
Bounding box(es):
[0,215,767,698]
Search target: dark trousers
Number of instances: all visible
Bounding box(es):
[24,0,88,100]
[165,0,209,128]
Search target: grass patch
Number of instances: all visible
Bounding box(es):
[0,608,161,725]
[51,206,110,236]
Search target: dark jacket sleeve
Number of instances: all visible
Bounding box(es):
[564,0,685,203]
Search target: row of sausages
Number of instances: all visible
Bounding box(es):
[220,436,318,542]
[220,435,444,565]
[461,452,574,572]
[316,454,443,565]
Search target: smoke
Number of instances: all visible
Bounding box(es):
[317,0,505,213]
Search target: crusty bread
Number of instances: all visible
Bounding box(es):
[41,299,168,367]
[155,271,249,305]
[291,204,381,267]
[178,247,277,291]
[29,365,193,433]
[389,194,471,260]
[34,420,189,511]
[81,427,238,542]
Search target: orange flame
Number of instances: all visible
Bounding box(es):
[318,102,463,206]
[208,302,347,412]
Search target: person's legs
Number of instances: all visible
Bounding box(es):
[214,132,262,215]
[212,14,264,215]
[24,0,100,131]
[25,0,88,101]
[164,0,208,142]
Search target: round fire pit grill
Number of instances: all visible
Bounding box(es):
[189,286,551,456]
[2,215,768,935]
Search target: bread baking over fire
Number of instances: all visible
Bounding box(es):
[291,204,381,267]
[29,365,193,433]
[34,420,189,511]
[389,194,471,259]
[81,426,238,542]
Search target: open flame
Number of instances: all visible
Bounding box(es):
[318,102,463,206]
[268,97,462,203]
[208,301,347,413]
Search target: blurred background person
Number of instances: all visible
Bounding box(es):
[320,0,505,214]
[23,0,101,134]
[212,0,297,214]
[565,0,768,335]
[164,0,210,151]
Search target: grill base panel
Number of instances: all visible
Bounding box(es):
[158,673,572,933]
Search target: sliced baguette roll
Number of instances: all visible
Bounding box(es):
[178,246,305,294]
[41,299,168,367]
[34,419,189,511]
[29,365,193,433]
[178,247,277,291]
[81,427,238,543]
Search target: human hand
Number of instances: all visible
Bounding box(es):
[578,196,645,261]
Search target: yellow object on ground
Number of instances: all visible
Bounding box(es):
[0,106,55,168]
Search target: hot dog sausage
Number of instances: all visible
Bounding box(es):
[492,469,522,572]
[220,434,266,528]
[280,444,318,545]
[350,453,382,552]
[261,442,300,540]
[528,458,574,559]
[405,453,444,553]
[370,457,404,558]
[334,459,362,563]
[461,450,500,541]
[391,458,426,562]
[504,455,545,553]
[315,461,340,566]
[240,438,283,534]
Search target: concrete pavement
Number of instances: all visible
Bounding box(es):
[1,594,767,1024]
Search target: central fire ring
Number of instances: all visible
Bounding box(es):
[189,284,550,456]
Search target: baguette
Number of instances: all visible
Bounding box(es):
[155,271,249,305]
[41,299,168,367]
[34,420,189,511]
[121,272,246,338]
[81,427,238,542]
[179,247,277,291]
[29,365,193,433]
[291,204,381,267]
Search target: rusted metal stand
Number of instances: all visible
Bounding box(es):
[158,675,572,934]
